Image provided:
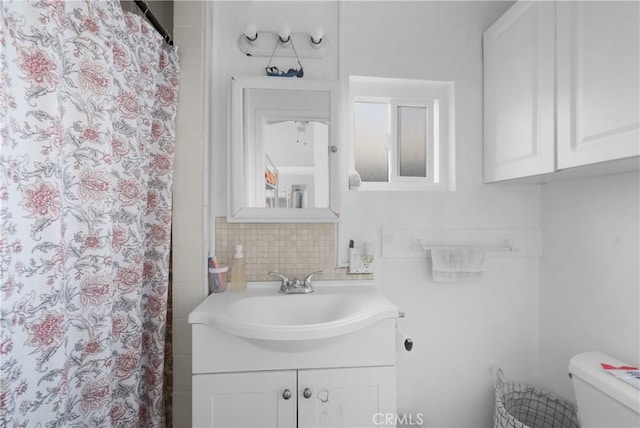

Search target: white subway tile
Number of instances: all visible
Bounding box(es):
[172,318,192,354]
[174,136,204,176]
[175,101,204,138]
[173,177,203,210]
[173,354,193,391]
[177,64,203,102]
[173,2,203,29]
[172,209,204,246]
[172,391,192,428]
[172,281,206,318]
[173,26,203,65]
[173,244,205,282]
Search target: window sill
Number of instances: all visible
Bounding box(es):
[353,182,455,192]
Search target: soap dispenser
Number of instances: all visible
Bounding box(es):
[230,244,247,292]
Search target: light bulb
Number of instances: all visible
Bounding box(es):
[278,23,291,44]
[310,25,324,46]
[243,22,258,42]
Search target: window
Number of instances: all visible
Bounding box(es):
[349,76,455,191]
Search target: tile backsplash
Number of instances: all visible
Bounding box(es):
[215,217,372,281]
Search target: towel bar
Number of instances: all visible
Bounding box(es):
[420,244,513,252]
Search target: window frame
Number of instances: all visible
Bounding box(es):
[391,98,435,184]
[348,76,455,192]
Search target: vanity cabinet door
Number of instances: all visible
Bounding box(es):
[483,1,556,182]
[297,366,396,428]
[556,1,640,169]
[192,371,297,428]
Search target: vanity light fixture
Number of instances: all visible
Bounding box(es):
[310,25,324,47]
[243,22,258,43]
[277,23,291,44]
[238,22,329,58]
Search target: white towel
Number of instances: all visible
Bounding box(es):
[430,246,486,282]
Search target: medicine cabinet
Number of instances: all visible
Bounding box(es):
[228,76,340,222]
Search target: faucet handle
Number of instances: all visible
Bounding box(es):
[269,271,291,293]
[303,270,324,285]
[268,271,289,283]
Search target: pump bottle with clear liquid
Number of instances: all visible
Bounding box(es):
[230,244,247,292]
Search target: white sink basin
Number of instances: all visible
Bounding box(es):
[188,282,398,341]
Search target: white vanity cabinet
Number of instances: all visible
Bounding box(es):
[189,286,399,428]
[483,0,639,183]
[193,366,395,428]
[298,366,395,428]
[193,370,297,428]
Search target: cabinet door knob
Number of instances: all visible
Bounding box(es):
[282,389,292,400]
[303,388,312,399]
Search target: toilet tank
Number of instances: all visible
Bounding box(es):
[569,351,640,428]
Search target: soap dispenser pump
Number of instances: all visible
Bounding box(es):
[230,244,247,292]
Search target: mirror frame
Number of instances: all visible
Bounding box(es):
[228,76,341,222]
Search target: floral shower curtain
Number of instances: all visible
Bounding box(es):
[0,1,179,426]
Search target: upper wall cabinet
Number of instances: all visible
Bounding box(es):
[483,1,555,182]
[484,1,639,183]
[556,1,639,169]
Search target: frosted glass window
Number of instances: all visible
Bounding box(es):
[349,75,454,191]
[354,102,389,182]
[398,106,427,178]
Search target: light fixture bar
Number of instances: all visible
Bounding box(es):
[238,28,329,59]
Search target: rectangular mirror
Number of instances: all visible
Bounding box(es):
[229,76,340,222]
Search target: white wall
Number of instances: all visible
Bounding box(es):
[172,3,207,427]
[538,172,640,399]
[206,2,546,427]
[174,2,640,427]
[339,2,543,427]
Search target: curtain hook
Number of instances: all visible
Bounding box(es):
[141,0,150,18]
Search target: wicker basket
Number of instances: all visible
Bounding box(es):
[494,368,581,428]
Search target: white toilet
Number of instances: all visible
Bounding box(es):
[569,351,640,428]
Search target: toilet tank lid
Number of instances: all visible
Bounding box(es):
[569,351,640,415]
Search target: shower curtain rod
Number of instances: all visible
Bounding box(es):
[133,0,173,45]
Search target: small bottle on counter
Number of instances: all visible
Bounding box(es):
[230,244,247,292]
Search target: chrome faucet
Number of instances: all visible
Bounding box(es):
[268,271,324,294]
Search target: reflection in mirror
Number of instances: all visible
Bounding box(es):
[261,120,329,208]
[229,76,339,222]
